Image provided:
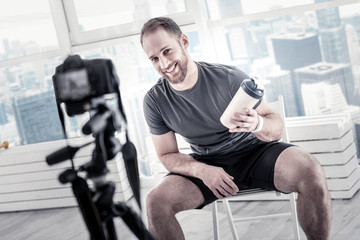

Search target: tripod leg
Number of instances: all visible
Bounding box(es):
[114,202,156,240]
[72,177,107,240]
[105,219,118,240]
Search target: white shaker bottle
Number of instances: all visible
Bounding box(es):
[220,77,264,129]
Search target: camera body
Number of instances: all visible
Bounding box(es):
[52,54,124,133]
[53,55,120,115]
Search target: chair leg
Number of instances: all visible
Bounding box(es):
[212,201,220,240]
[223,199,239,240]
[289,193,301,240]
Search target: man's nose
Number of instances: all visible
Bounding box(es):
[159,56,169,70]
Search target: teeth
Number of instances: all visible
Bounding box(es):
[165,64,176,73]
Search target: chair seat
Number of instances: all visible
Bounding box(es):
[232,187,276,196]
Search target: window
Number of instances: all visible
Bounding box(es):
[64,0,193,45]
[73,0,187,31]
[0,57,63,145]
[0,0,61,147]
[208,1,360,117]
[0,0,58,60]
[206,0,335,19]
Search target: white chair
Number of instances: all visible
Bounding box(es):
[211,95,301,240]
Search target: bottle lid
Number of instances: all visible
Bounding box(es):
[241,77,264,99]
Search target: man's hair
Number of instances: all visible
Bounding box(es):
[140,17,183,45]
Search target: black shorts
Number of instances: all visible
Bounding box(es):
[167,141,293,208]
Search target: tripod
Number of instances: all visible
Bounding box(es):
[47,105,155,240]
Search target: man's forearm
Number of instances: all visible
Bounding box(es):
[158,152,207,178]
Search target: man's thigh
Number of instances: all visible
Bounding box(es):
[151,174,205,211]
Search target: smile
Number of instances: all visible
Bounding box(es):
[165,63,177,74]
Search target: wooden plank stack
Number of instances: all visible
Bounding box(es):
[0,137,132,212]
[286,113,360,199]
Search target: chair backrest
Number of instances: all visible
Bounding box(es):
[268,95,289,144]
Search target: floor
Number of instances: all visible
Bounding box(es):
[0,190,359,240]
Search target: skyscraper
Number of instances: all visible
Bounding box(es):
[272,33,322,70]
[0,102,8,125]
[294,62,354,105]
[315,0,350,64]
[216,0,259,61]
[345,24,360,104]
[266,70,298,117]
[12,91,63,145]
[301,82,348,115]
[271,32,323,115]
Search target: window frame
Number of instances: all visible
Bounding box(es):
[62,0,196,46]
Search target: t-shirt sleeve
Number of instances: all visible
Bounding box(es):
[143,92,171,135]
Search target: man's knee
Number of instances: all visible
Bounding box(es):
[297,153,328,196]
[146,187,169,218]
[146,186,182,219]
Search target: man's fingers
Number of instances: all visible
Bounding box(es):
[223,172,239,193]
[212,188,224,199]
[205,167,239,199]
[220,184,235,196]
[223,179,239,193]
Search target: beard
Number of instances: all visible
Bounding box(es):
[166,60,188,85]
[162,50,189,85]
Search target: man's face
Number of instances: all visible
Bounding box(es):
[142,28,189,85]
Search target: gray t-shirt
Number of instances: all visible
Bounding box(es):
[143,61,261,155]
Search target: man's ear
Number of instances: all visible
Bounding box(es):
[180,34,189,48]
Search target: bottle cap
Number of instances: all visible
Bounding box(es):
[241,77,264,99]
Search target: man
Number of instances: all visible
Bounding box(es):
[140,17,332,240]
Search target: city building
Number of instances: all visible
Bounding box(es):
[0,102,8,125]
[345,24,360,104]
[295,62,354,105]
[266,69,298,117]
[12,91,63,145]
[271,32,323,115]
[315,0,350,64]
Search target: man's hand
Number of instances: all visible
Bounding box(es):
[198,165,239,199]
[229,108,259,133]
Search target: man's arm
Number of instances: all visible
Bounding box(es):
[228,99,284,142]
[151,131,239,198]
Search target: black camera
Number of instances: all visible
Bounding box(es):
[53,54,122,116]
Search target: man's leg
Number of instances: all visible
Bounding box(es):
[274,146,332,240]
[146,175,205,240]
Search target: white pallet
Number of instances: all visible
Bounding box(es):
[0,138,132,213]
[327,166,360,191]
[290,129,354,153]
[322,155,359,178]
[313,143,357,165]
[287,113,360,199]
[286,114,352,141]
[329,176,360,199]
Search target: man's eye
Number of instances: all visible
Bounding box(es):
[163,49,170,54]
[151,57,158,62]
